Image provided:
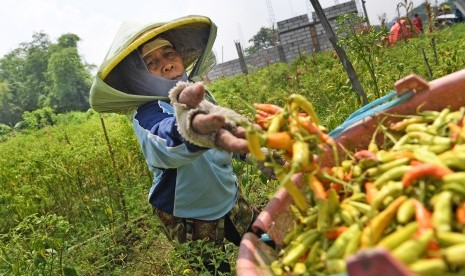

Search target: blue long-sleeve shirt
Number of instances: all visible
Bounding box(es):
[132,100,238,220]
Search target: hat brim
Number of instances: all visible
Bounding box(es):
[100,16,214,80]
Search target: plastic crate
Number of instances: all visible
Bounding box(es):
[237,69,465,275]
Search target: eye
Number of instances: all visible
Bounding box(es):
[163,50,179,59]
[145,58,158,69]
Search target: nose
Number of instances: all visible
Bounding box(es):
[163,63,174,73]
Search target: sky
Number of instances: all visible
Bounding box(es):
[0,0,440,67]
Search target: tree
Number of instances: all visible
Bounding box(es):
[0,32,51,123]
[0,32,93,125]
[244,27,278,55]
[0,81,22,126]
[44,47,91,113]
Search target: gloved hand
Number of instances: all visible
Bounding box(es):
[169,81,250,153]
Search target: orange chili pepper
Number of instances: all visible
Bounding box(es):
[257,110,272,118]
[456,202,465,225]
[361,195,407,247]
[308,174,327,200]
[325,226,348,240]
[261,131,293,151]
[297,117,335,145]
[411,199,432,236]
[364,182,378,205]
[402,164,453,187]
[253,103,282,115]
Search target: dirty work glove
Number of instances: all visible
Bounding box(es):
[169,81,250,153]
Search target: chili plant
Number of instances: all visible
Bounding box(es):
[336,13,389,98]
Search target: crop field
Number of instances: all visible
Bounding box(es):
[1,22,465,275]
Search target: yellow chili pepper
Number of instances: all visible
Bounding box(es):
[361,195,407,247]
[245,126,266,161]
[377,221,418,251]
[432,191,453,233]
[391,229,433,265]
[409,258,447,275]
[267,113,284,134]
[289,94,320,126]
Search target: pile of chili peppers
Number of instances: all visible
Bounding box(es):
[245,96,465,275]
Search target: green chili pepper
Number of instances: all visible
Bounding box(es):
[413,148,447,168]
[442,182,465,197]
[432,191,453,233]
[301,213,318,227]
[327,188,340,215]
[317,200,331,233]
[371,181,403,210]
[397,198,415,224]
[390,116,425,131]
[343,226,362,258]
[367,157,410,176]
[325,259,346,274]
[281,229,319,266]
[341,203,361,220]
[391,229,433,265]
[442,243,465,265]
[443,172,465,184]
[352,164,363,177]
[344,193,366,203]
[326,223,361,259]
[283,224,304,245]
[292,262,306,274]
[439,151,465,170]
[405,123,429,133]
[304,240,321,268]
[340,209,355,225]
[408,258,447,274]
[430,108,450,131]
[270,260,284,275]
[437,231,465,246]
[414,132,452,146]
[373,166,412,187]
[347,201,372,215]
[429,143,453,154]
[341,159,353,169]
[377,221,418,250]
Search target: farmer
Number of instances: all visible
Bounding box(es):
[413,13,423,33]
[89,16,259,273]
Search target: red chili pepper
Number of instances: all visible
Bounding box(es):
[325,226,348,240]
[402,164,453,187]
[409,160,423,166]
[354,150,377,160]
[411,199,432,236]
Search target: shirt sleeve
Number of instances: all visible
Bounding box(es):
[132,101,208,169]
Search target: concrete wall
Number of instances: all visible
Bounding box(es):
[207,0,358,81]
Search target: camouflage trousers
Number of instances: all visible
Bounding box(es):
[152,190,258,247]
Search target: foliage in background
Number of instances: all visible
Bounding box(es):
[0,23,464,275]
[244,27,279,55]
[0,32,92,127]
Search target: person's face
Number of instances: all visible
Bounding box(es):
[143,46,185,80]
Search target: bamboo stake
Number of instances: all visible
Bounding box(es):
[100,115,129,222]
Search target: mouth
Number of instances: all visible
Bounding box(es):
[172,75,182,81]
